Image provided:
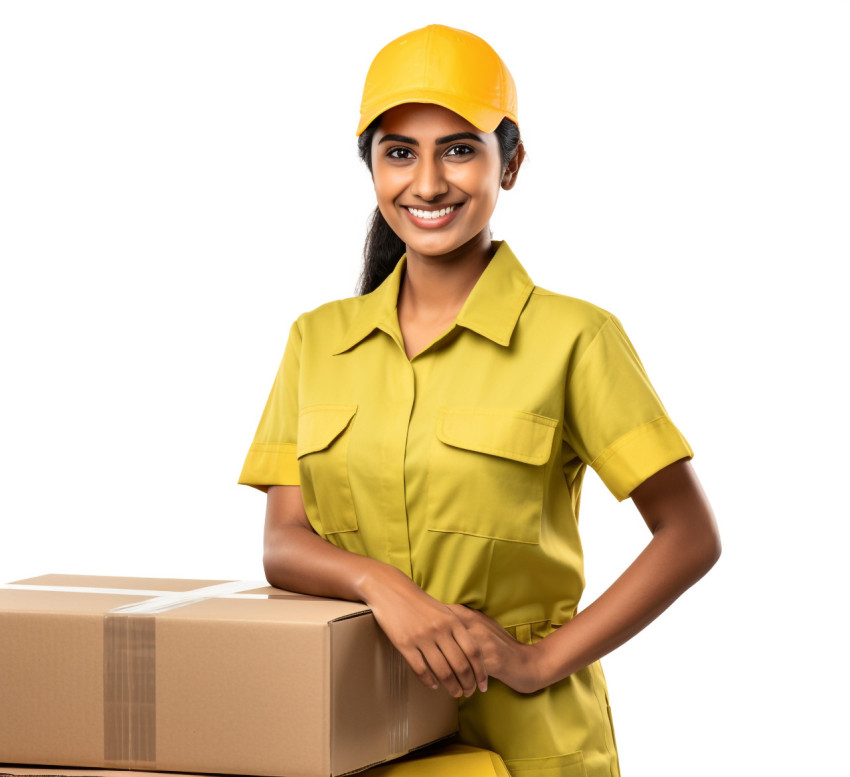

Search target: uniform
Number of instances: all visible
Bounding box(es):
[238,240,694,777]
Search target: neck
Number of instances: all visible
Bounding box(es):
[399,230,495,318]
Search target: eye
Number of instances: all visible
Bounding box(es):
[445,144,475,157]
[387,147,415,160]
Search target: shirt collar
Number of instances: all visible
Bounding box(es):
[331,240,535,356]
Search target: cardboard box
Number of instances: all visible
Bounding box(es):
[0,574,458,777]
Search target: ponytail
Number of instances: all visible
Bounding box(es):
[357,205,406,296]
[355,116,522,296]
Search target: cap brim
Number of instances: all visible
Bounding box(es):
[356,91,515,136]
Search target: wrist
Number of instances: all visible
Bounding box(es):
[534,633,572,689]
[539,618,596,688]
[526,641,552,692]
[355,559,410,606]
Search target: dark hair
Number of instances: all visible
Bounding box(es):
[354,115,522,296]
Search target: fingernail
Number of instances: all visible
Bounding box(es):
[479,680,488,692]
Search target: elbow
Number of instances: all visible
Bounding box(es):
[262,550,277,589]
[656,517,722,580]
[262,528,288,590]
[262,521,307,590]
[693,524,722,577]
[710,527,723,563]
[262,552,277,588]
[710,531,723,568]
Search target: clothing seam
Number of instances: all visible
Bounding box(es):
[561,315,613,464]
[434,442,547,465]
[248,442,297,451]
[589,415,670,472]
[566,315,614,384]
[299,403,358,415]
[426,527,539,545]
[440,406,558,426]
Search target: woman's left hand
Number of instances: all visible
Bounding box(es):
[447,605,549,694]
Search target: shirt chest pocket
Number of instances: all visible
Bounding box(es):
[426,407,559,544]
[296,404,358,535]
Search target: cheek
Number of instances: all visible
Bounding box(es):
[464,181,502,223]
[454,160,502,209]
[372,171,405,211]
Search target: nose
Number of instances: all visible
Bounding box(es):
[410,155,449,201]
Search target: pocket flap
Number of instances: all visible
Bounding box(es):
[296,404,357,458]
[435,407,558,466]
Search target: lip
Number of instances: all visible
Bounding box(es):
[401,202,464,229]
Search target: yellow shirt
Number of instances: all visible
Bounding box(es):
[239,240,693,777]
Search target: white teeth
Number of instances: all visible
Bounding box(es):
[407,205,456,220]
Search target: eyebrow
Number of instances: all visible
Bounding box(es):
[377,132,486,146]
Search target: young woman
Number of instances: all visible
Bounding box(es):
[239,24,721,777]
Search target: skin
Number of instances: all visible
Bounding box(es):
[263,102,722,699]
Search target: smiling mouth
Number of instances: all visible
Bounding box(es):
[405,204,460,220]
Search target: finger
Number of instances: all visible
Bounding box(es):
[398,646,440,691]
[436,634,480,698]
[451,625,489,693]
[419,644,465,698]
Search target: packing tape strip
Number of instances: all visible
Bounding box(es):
[387,643,410,759]
[108,579,270,615]
[103,610,156,766]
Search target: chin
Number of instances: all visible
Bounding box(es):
[406,238,464,258]
[403,226,487,257]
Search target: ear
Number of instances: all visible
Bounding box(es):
[500,141,526,191]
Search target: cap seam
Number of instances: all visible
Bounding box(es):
[424,25,432,91]
[498,53,503,107]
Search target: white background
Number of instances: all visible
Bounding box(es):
[1,2,847,775]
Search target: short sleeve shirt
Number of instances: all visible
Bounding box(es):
[238,240,694,631]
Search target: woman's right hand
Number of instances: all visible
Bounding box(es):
[361,565,489,698]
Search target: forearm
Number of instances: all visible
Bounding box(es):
[263,521,407,605]
[538,520,721,685]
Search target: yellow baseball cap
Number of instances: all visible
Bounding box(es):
[356,24,518,137]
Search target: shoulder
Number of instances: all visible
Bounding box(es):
[294,293,363,329]
[288,291,375,355]
[520,286,639,368]
[525,285,618,340]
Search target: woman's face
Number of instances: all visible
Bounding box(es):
[370,103,513,262]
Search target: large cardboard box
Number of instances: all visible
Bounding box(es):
[0,574,458,777]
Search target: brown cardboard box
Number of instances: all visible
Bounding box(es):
[0,574,458,777]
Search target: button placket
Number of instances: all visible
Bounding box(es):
[379,339,419,579]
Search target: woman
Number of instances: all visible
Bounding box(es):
[239,24,721,777]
